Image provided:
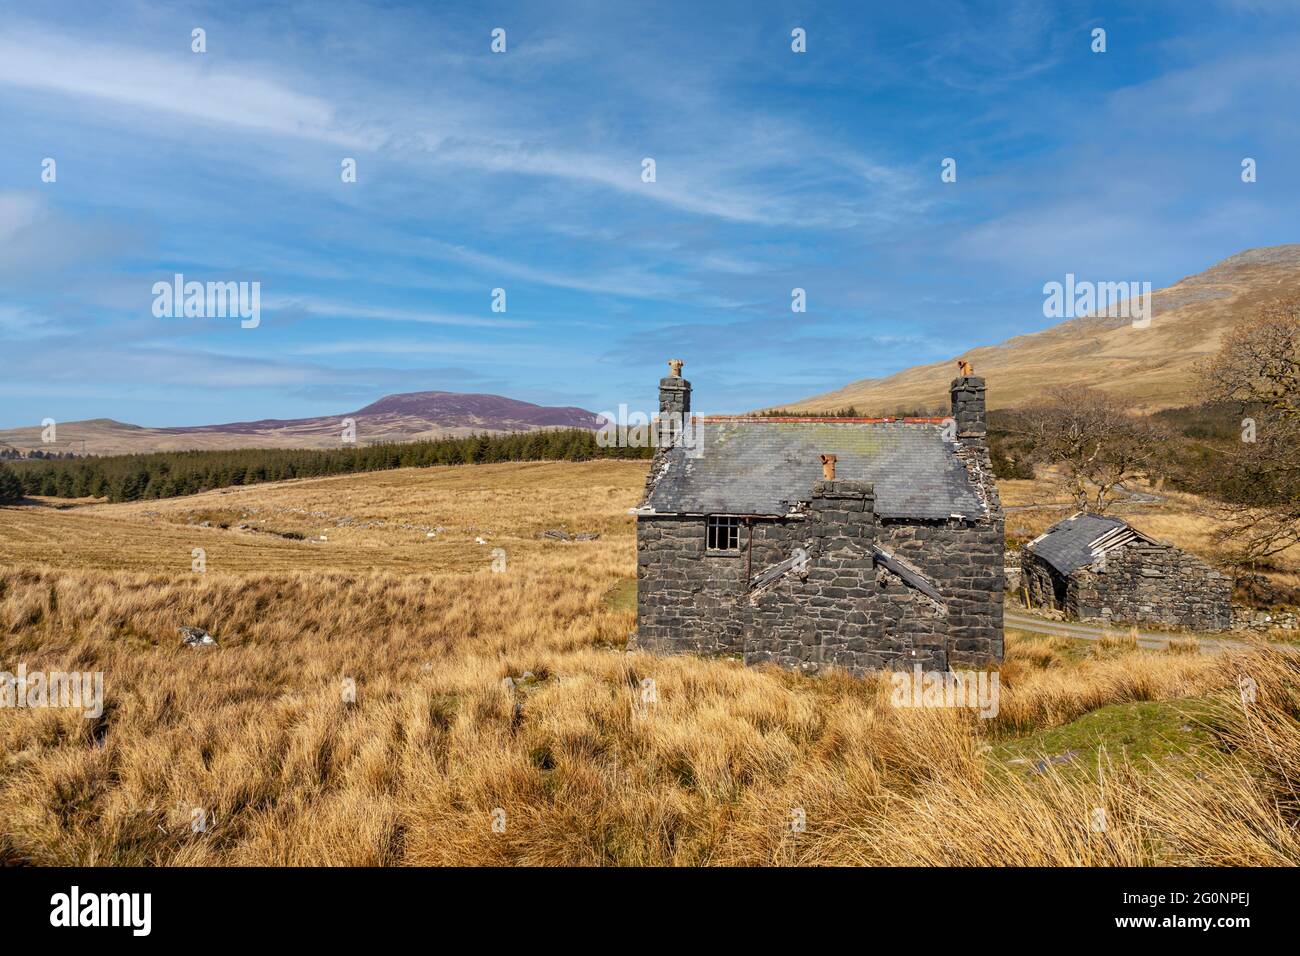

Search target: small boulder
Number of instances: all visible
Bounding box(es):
[178,625,217,647]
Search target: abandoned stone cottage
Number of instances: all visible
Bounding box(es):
[633,361,1004,675]
[1020,513,1232,631]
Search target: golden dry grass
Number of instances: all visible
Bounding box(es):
[0,460,646,573]
[2,460,1298,866]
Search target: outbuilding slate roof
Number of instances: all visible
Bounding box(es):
[641,419,988,520]
[1025,512,1155,575]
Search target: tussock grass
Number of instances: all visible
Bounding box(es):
[1,462,1298,866]
[3,559,1294,865]
[1097,629,1141,654]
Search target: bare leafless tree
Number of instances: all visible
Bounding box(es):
[1205,302,1300,417]
[1017,385,1161,513]
[1201,301,1300,562]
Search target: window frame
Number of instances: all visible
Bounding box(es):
[705,515,743,553]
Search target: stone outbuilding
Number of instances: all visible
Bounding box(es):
[1020,513,1232,631]
[632,361,1004,675]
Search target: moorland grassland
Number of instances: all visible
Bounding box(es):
[1,460,1298,865]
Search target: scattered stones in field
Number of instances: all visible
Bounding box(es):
[178,625,217,647]
[160,501,467,541]
[502,670,541,693]
[539,528,600,542]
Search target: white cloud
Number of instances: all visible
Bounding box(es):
[0,30,372,147]
[263,294,531,329]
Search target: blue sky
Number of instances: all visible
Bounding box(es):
[2,0,1299,428]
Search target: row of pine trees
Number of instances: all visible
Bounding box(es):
[0,430,651,503]
[0,463,23,503]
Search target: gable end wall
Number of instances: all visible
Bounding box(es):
[1066,542,1233,631]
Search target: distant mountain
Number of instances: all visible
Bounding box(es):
[774,244,1300,415]
[352,391,603,429]
[0,391,605,457]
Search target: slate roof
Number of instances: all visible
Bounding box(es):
[1025,513,1152,575]
[641,419,988,520]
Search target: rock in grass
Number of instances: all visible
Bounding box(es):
[539,529,600,541]
[178,625,217,647]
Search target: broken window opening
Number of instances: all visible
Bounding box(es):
[706,515,742,551]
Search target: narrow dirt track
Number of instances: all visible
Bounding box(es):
[1004,610,1264,653]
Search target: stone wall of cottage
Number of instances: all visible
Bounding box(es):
[1020,542,1232,631]
[1067,542,1232,631]
[636,480,1003,675]
[878,515,1004,664]
[1021,553,1065,610]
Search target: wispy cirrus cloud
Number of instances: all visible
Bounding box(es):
[0,30,370,146]
[0,21,910,229]
[261,294,532,329]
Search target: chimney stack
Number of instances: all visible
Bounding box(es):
[657,359,691,448]
[950,360,986,445]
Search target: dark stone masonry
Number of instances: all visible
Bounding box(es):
[633,361,1004,676]
[1020,513,1232,632]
